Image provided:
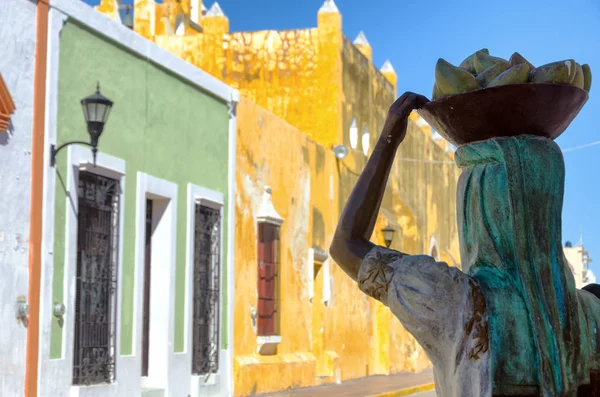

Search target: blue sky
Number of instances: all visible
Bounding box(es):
[87,0,600,275]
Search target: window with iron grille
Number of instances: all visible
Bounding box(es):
[73,171,120,385]
[257,223,280,337]
[141,199,152,377]
[192,204,221,375]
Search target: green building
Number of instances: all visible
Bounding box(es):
[39,1,238,396]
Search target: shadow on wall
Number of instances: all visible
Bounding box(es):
[0,121,15,145]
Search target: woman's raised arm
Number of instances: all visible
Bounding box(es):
[329,92,429,281]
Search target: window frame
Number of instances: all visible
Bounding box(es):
[185,184,226,390]
[256,222,281,338]
[191,202,223,376]
[63,145,126,395]
[72,170,121,386]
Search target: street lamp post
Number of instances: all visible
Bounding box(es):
[50,82,114,167]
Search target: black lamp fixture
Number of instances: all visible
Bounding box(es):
[381,225,396,248]
[50,82,113,167]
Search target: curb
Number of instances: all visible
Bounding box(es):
[370,382,436,397]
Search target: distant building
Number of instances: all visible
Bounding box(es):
[564,242,593,288]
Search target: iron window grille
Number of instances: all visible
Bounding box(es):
[192,204,221,375]
[72,171,120,385]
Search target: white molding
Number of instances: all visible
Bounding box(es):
[308,248,331,305]
[66,146,126,397]
[257,336,282,345]
[322,260,333,306]
[133,172,178,393]
[361,126,370,156]
[225,91,238,397]
[307,249,315,302]
[256,336,282,355]
[429,235,440,261]
[39,8,69,397]
[50,0,234,102]
[256,186,284,226]
[349,118,358,150]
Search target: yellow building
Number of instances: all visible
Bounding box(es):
[96,0,462,395]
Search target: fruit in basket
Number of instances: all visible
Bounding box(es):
[432,83,443,101]
[431,50,592,101]
[474,52,509,74]
[435,58,481,96]
[476,62,508,87]
[488,63,530,87]
[508,52,535,71]
[583,64,592,92]
[572,63,585,90]
[459,48,488,73]
[529,60,576,85]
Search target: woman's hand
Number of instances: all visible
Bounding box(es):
[382,92,429,146]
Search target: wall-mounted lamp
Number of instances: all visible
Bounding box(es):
[50,83,113,167]
[381,225,396,248]
[332,144,349,160]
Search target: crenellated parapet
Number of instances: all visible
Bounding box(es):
[95,0,454,156]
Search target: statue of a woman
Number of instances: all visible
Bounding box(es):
[329,92,600,397]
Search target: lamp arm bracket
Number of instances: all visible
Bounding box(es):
[50,141,93,167]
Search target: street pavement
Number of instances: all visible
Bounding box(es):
[412,391,437,397]
[258,370,434,397]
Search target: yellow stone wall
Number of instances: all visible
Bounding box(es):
[97,1,462,395]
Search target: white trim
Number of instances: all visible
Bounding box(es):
[39,9,68,396]
[67,146,127,397]
[133,172,178,394]
[256,186,284,226]
[307,249,315,302]
[322,260,333,306]
[225,91,238,397]
[50,0,233,102]
[185,184,227,394]
[256,335,282,355]
[361,126,370,156]
[256,336,282,345]
[307,248,330,304]
[429,235,440,261]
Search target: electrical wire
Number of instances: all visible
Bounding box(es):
[339,139,600,175]
[562,140,600,153]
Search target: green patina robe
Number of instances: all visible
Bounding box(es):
[456,135,600,396]
[357,135,600,397]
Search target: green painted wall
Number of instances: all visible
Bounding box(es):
[52,21,230,358]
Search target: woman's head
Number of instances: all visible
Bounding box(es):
[455,135,566,274]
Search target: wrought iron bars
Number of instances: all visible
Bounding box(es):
[192,205,221,375]
[72,172,120,385]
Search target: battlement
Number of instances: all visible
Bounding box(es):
[94,0,453,155]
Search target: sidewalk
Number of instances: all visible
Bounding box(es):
[256,370,435,397]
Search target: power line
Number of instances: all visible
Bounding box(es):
[397,157,454,164]
[339,139,600,173]
[562,140,600,153]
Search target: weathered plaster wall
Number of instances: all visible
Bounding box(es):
[232,96,456,395]
[234,98,318,396]
[155,26,345,149]
[0,0,36,394]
